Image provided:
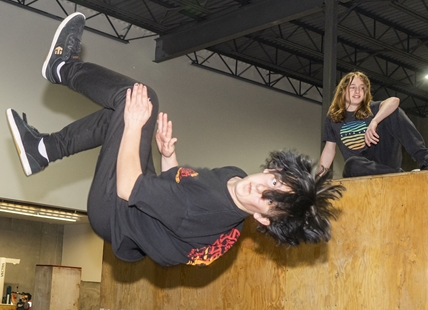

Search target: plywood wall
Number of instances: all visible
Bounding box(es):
[100,171,428,310]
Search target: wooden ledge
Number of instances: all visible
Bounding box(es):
[100,171,428,309]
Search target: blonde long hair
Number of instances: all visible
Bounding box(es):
[328,71,373,122]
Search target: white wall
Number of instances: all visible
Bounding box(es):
[62,224,103,282]
[0,2,339,212]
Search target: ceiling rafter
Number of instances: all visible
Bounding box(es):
[187,50,323,103]
[3,0,428,117]
[154,0,324,62]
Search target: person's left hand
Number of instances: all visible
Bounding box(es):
[156,112,177,158]
[124,83,152,130]
[365,119,380,146]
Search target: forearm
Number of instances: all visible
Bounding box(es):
[117,125,143,201]
[319,153,334,171]
[161,152,178,172]
[319,142,336,172]
[372,97,400,124]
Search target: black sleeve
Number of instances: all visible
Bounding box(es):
[370,101,382,115]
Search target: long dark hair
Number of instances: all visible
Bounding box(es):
[328,71,373,122]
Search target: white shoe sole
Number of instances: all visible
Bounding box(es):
[6,109,32,176]
[42,12,85,80]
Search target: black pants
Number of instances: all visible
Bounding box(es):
[343,107,428,177]
[46,62,159,241]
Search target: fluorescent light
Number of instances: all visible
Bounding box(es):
[425,74,428,79]
[0,200,81,222]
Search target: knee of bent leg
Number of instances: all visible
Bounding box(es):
[343,156,365,178]
[146,86,159,113]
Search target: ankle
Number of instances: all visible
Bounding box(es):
[60,61,83,86]
[42,135,60,162]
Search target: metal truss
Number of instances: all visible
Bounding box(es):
[206,1,428,116]
[0,0,157,42]
[187,50,324,104]
[3,0,428,117]
[2,0,326,105]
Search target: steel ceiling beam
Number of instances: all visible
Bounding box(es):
[337,25,428,65]
[389,2,428,24]
[291,19,424,73]
[188,50,323,104]
[245,35,428,100]
[154,0,324,62]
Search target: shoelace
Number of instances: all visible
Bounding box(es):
[22,113,44,136]
[66,36,81,57]
[65,24,83,58]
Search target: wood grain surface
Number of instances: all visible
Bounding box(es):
[100,171,428,310]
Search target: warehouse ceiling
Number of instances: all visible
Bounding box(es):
[4,0,428,117]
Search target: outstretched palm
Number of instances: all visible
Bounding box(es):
[156,112,177,157]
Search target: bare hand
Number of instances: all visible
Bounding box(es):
[365,119,380,146]
[124,83,152,130]
[156,112,177,157]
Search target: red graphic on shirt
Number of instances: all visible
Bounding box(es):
[175,167,199,183]
[186,228,241,266]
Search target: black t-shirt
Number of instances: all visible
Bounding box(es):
[323,101,381,160]
[111,166,249,266]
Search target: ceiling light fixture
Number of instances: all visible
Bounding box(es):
[0,200,82,222]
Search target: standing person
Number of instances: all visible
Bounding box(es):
[320,71,428,178]
[6,13,344,267]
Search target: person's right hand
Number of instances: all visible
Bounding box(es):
[365,119,380,146]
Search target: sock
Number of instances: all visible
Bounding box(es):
[38,138,50,162]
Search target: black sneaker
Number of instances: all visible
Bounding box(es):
[42,12,86,83]
[6,109,49,176]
